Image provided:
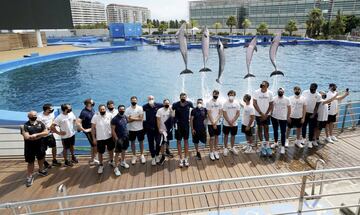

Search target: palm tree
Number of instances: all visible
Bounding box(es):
[145,21,154,35]
[285,19,298,36]
[256,22,269,35]
[189,19,198,28]
[213,22,222,35]
[306,8,324,38]
[242,18,251,35]
[226,16,237,34]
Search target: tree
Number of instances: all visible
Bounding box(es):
[179,20,187,25]
[169,20,175,28]
[156,20,160,28]
[152,19,157,28]
[306,8,325,38]
[330,10,346,35]
[256,22,269,35]
[285,19,298,36]
[145,20,153,34]
[321,21,330,38]
[242,18,251,35]
[189,19,198,28]
[175,20,179,28]
[158,23,168,34]
[344,15,360,33]
[213,22,222,34]
[226,16,237,34]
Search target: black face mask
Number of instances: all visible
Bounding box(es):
[100,111,106,116]
[213,95,218,100]
[29,117,37,122]
[131,102,137,106]
[67,109,72,113]
[164,104,170,108]
[310,89,316,94]
[278,92,284,97]
[331,87,337,91]
[260,84,265,88]
[119,111,125,115]
[180,99,186,103]
[322,95,327,99]
[49,109,54,113]
[294,91,300,96]
[91,103,95,107]
[108,107,114,111]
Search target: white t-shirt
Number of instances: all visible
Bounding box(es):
[253,89,273,116]
[272,96,291,120]
[206,99,222,125]
[242,104,255,127]
[317,99,329,121]
[289,96,306,119]
[107,109,118,119]
[125,105,144,131]
[222,100,240,126]
[156,107,171,132]
[327,91,338,115]
[302,90,321,113]
[91,113,112,141]
[38,112,54,129]
[53,112,76,139]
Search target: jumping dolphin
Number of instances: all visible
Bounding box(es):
[269,34,284,77]
[243,37,257,79]
[216,39,225,84]
[199,26,211,72]
[176,23,193,75]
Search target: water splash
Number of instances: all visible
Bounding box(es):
[181,75,186,93]
[247,78,253,95]
[272,75,278,92]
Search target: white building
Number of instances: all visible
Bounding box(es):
[70,0,106,26]
[106,4,151,24]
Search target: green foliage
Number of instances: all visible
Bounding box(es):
[167,31,177,34]
[145,20,154,34]
[242,18,251,35]
[158,23,168,34]
[74,22,107,29]
[226,16,237,33]
[217,32,229,36]
[330,10,346,35]
[285,19,298,36]
[344,15,360,33]
[306,8,324,38]
[213,22,222,34]
[246,32,253,36]
[237,32,243,35]
[189,19,198,28]
[142,32,149,35]
[256,22,269,35]
[321,21,330,38]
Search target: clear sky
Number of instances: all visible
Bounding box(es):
[97,0,189,21]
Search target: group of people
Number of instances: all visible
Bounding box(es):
[21,81,349,187]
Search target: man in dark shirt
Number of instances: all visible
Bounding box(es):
[78,98,98,166]
[21,111,49,187]
[172,92,194,167]
[190,99,207,160]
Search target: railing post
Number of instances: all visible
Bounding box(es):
[311,159,325,197]
[217,180,222,215]
[341,104,349,133]
[57,184,68,215]
[356,197,360,215]
[297,175,308,215]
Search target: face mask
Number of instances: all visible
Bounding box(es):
[29,117,37,121]
[294,91,300,96]
[131,102,137,106]
[331,87,337,91]
[229,96,235,101]
[197,103,203,108]
[164,104,170,108]
[180,98,186,103]
[260,84,264,88]
[322,95,327,99]
[148,100,154,105]
[100,111,106,116]
[91,103,95,107]
[49,109,54,113]
[67,109,72,113]
[278,92,284,97]
[119,111,125,115]
[108,107,114,111]
[213,95,218,100]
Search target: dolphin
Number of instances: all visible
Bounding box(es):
[176,23,193,75]
[216,39,225,84]
[199,26,211,72]
[269,34,284,77]
[243,37,257,79]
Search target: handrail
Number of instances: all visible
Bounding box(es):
[311,159,326,197]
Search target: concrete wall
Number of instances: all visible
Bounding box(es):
[0,33,47,51]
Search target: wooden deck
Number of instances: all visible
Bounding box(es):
[0,129,360,214]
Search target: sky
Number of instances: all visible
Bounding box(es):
[98,0,189,21]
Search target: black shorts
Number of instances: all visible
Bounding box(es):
[62,135,75,149]
[316,121,327,130]
[97,137,115,154]
[192,130,206,144]
[255,116,271,126]
[84,131,95,147]
[175,125,190,141]
[241,124,254,137]
[208,125,221,137]
[129,130,145,142]
[327,114,337,123]
[223,125,238,136]
[42,134,56,148]
[24,141,46,163]
[115,137,129,153]
[288,118,302,128]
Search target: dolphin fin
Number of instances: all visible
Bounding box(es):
[243,44,249,48]
[270,70,284,77]
[280,43,285,47]
[180,69,193,75]
[216,78,222,84]
[254,46,258,52]
[243,73,256,79]
[199,67,212,72]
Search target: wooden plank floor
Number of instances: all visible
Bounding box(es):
[0,129,360,215]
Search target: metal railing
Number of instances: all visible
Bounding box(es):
[0,166,359,214]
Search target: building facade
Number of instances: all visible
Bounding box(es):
[70,0,106,26]
[189,0,360,29]
[106,4,151,24]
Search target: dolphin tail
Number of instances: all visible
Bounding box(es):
[199,67,212,72]
[216,78,222,84]
[180,69,193,75]
[270,70,284,77]
[243,73,256,79]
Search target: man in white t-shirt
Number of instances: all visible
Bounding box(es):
[286,86,307,148]
[241,94,255,154]
[301,83,321,148]
[222,90,240,156]
[125,96,145,165]
[206,90,222,161]
[253,81,273,149]
[156,99,173,166]
[107,100,118,119]
[270,88,291,154]
[91,104,115,174]
[51,104,81,167]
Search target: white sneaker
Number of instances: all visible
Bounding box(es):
[308,141,313,149]
[120,161,129,169]
[98,165,104,174]
[223,148,229,156]
[271,142,278,149]
[242,144,248,150]
[179,159,184,168]
[109,160,115,168]
[280,146,285,154]
[300,138,305,145]
[155,156,161,163]
[214,151,220,160]
[131,156,137,165]
[114,167,121,176]
[325,137,334,144]
[209,152,215,161]
[285,140,289,148]
[295,140,304,148]
[244,146,253,154]
[184,158,189,167]
[140,154,146,164]
[331,136,338,141]
[231,147,239,155]
[89,159,100,166]
[151,158,156,166]
[312,141,319,147]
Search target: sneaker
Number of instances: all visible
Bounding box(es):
[266,147,273,156]
[285,140,289,148]
[109,160,115,168]
[26,176,34,187]
[313,141,319,147]
[151,158,157,166]
[231,147,239,155]
[223,148,229,157]
[214,151,220,160]
[317,139,322,145]
[331,136,338,142]
[244,146,253,154]
[196,152,202,160]
[98,165,104,174]
[166,148,174,158]
[114,167,121,177]
[120,161,130,169]
[295,140,304,148]
[140,154,146,164]
[308,141,313,149]
[52,159,61,167]
[71,156,79,164]
[300,138,305,145]
[184,158,189,167]
[179,159,184,168]
[271,142,278,149]
[89,159,99,166]
[131,156,137,165]
[155,156,161,163]
[38,169,48,177]
[64,160,73,167]
[325,137,334,144]
[280,146,285,154]
[44,160,51,169]
[159,155,166,165]
[242,145,248,150]
[260,147,267,156]
[209,152,215,161]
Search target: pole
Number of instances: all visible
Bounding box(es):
[35,29,43,48]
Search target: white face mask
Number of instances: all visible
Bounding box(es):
[229,96,235,101]
[148,100,154,105]
[197,103,203,108]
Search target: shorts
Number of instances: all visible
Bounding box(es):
[97,138,115,154]
[175,125,190,141]
[24,141,46,163]
[115,137,129,153]
[241,124,254,137]
[192,130,206,144]
[42,134,56,148]
[62,135,75,149]
[327,114,337,123]
[84,131,95,147]
[129,130,145,142]
[208,125,221,137]
[288,118,302,128]
[223,125,238,136]
[316,121,327,130]
[255,116,271,126]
